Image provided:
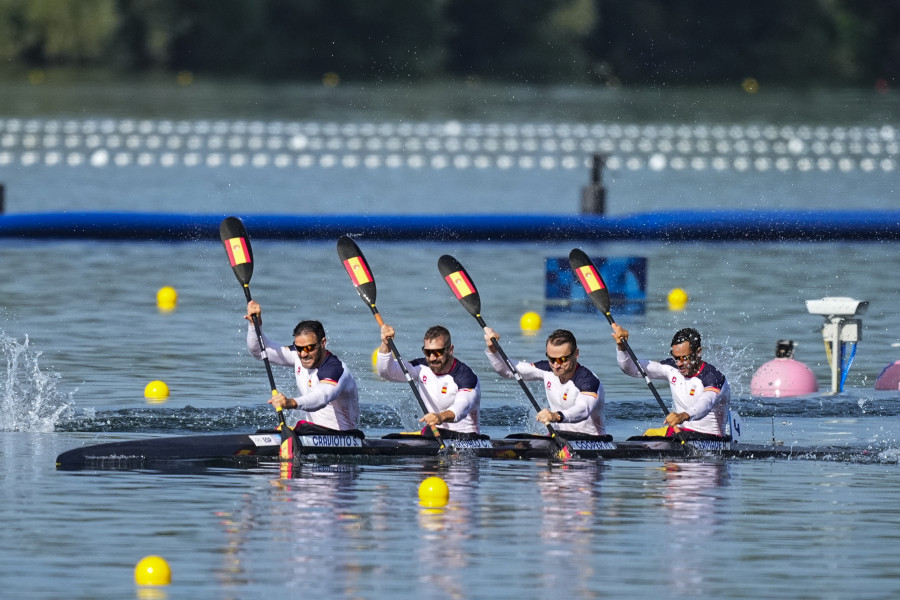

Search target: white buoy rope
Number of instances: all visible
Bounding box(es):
[0,118,895,173]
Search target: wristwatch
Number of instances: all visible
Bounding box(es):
[556,411,565,423]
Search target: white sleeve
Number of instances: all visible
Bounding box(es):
[246,323,294,367]
[295,379,341,412]
[376,351,415,382]
[446,386,479,422]
[484,349,543,381]
[617,349,668,380]
[560,388,599,423]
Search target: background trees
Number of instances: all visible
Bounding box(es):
[0,0,896,86]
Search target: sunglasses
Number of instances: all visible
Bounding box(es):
[294,342,320,354]
[422,346,449,358]
[545,352,573,365]
[670,351,695,362]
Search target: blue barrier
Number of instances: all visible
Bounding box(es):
[0,210,899,241]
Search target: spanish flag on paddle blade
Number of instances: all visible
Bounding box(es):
[444,270,475,300]
[575,265,605,293]
[224,237,251,267]
[343,257,373,287]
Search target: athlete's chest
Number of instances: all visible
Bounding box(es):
[544,377,580,405]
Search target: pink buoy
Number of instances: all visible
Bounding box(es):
[750,340,818,397]
[874,361,900,390]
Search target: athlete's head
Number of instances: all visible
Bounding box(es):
[423,325,453,374]
[293,320,327,369]
[670,327,702,376]
[545,329,578,383]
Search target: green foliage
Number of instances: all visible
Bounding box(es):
[0,0,895,84]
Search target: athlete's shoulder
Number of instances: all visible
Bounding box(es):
[448,359,479,388]
[698,362,727,388]
[572,364,601,393]
[531,360,552,372]
[317,352,351,381]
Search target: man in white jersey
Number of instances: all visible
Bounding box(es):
[378,324,481,434]
[245,301,360,431]
[483,327,605,436]
[612,324,730,438]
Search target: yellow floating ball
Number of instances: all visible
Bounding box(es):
[418,476,449,507]
[144,380,170,400]
[156,286,177,312]
[134,555,171,586]
[519,311,542,332]
[668,288,689,311]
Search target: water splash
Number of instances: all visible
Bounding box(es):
[0,333,74,432]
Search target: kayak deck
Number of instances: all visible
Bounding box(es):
[54,430,875,470]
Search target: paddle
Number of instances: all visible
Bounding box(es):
[567,248,687,445]
[336,235,450,454]
[437,254,574,460]
[219,216,300,461]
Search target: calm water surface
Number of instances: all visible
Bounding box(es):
[1,84,899,598]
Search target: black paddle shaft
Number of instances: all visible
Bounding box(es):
[437,254,572,452]
[567,248,671,418]
[219,217,289,431]
[337,235,448,452]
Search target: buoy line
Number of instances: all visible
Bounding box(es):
[0,118,895,173]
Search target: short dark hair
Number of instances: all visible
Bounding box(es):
[671,328,701,352]
[546,329,577,349]
[424,325,451,345]
[293,320,326,340]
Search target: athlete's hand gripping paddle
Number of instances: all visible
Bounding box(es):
[220,216,300,461]
[568,248,688,446]
[336,235,450,455]
[438,254,574,460]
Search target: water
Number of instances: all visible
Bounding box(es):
[1,83,899,599]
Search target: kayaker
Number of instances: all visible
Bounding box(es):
[611,324,730,438]
[378,324,481,434]
[483,327,605,436]
[246,300,360,431]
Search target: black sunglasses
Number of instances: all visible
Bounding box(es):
[670,351,696,362]
[422,346,449,358]
[294,342,320,354]
[545,352,573,365]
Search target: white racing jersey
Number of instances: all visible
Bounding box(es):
[247,326,360,431]
[377,352,481,433]
[485,350,605,436]
[617,350,730,436]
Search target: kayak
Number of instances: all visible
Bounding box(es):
[54,430,873,470]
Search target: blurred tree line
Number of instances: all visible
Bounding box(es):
[0,0,897,86]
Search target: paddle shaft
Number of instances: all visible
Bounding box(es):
[476,315,569,443]
[368,306,447,448]
[242,285,289,428]
[600,311,670,418]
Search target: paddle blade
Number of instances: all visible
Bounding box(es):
[568,248,611,314]
[220,217,254,285]
[337,235,377,305]
[438,255,482,318]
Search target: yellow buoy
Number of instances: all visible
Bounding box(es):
[668,288,689,311]
[144,380,170,401]
[156,286,177,312]
[418,476,449,507]
[519,311,542,333]
[134,555,171,586]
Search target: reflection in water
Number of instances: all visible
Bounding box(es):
[416,459,482,600]
[215,463,363,599]
[659,461,730,596]
[537,461,606,599]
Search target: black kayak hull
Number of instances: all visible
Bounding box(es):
[55,431,871,470]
